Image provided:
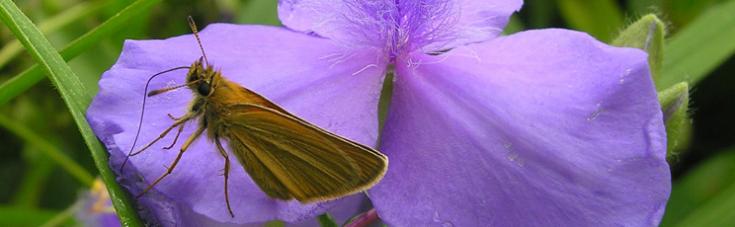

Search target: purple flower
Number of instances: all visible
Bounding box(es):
[75,179,122,227]
[86,0,671,226]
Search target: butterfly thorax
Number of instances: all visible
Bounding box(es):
[185,60,287,140]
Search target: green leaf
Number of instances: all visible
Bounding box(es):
[317,213,339,227]
[556,0,624,42]
[658,0,735,88]
[0,0,162,106]
[657,82,691,158]
[0,0,146,226]
[612,14,666,81]
[661,147,735,226]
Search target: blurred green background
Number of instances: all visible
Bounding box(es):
[1,0,734,226]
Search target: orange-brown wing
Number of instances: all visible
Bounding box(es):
[222,104,388,202]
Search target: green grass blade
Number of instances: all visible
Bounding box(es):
[0,0,108,68]
[0,114,94,186]
[556,0,624,42]
[658,0,735,88]
[0,1,144,226]
[0,0,162,106]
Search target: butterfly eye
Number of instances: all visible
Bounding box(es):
[197,81,212,96]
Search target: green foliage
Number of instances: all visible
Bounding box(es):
[0,1,108,68]
[0,206,58,226]
[236,0,280,25]
[0,0,162,106]
[659,0,735,88]
[0,114,94,186]
[556,0,624,41]
[0,0,146,226]
[663,0,723,28]
[662,148,735,226]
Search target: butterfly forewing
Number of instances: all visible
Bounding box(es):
[223,104,388,202]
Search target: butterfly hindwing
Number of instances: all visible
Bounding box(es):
[225,132,293,200]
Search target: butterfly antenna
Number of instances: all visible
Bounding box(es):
[120,66,190,172]
[187,16,209,66]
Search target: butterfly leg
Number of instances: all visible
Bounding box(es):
[167,113,181,121]
[137,125,205,198]
[131,114,193,156]
[163,123,185,150]
[214,137,234,217]
[121,115,194,171]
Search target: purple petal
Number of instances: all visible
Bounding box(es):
[278,0,397,47]
[87,24,387,225]
[399,0,522,52]
[278,0,522,53]
[370,29,670,226]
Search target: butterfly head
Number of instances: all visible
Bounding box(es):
[187,57,218,97]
